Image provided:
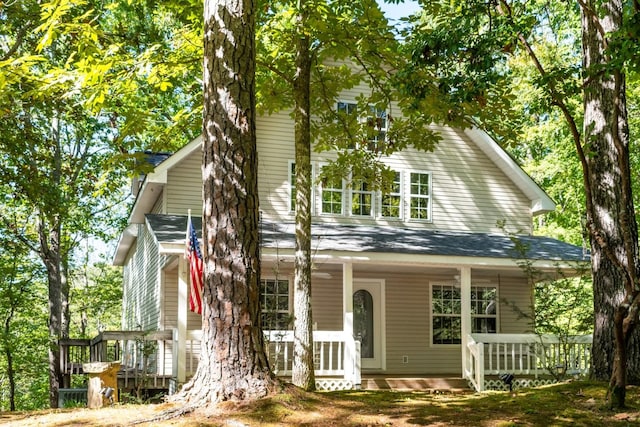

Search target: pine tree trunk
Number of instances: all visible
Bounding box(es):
[175,0,275,404]
[581,0,639,407]
[291,3,316,391]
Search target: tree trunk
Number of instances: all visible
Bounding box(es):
[291,2,316,391]
[175,0,275,404]
[581,0,639,408]
[3,303,16,411]
[41,220,65,408]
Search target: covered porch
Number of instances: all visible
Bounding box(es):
[132,218,592,392]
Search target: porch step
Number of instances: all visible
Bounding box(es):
[361,376,470,392]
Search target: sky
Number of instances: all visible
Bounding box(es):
[378,0,421,23]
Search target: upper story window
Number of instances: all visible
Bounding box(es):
[337,101,387,152]
[350,180,374,217]
[409,172,431,221]
[431,283,497,345]
[261,278,291,330]
[321,174,344,215]
[381,171,402,219]
[287,162,431,222]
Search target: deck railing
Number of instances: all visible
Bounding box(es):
[465,333,592,392]
[61,331,174,389]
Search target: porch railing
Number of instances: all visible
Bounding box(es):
[465,333,592,392]
[61,329,361,392]
[177,329,361,390]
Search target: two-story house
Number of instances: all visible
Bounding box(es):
[106,84,589,394]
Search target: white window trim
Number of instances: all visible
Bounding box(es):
[429,282,499,347]
[408,170,433,223]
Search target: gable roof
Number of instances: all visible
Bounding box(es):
[145,214,587,264]
[127,128,553,225]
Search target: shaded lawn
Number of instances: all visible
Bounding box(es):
[2,381,639,426]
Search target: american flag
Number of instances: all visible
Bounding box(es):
[185,216,203,315]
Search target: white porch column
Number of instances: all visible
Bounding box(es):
[460,266,472,376]
[176,256,188,384]
[342,262,355,383]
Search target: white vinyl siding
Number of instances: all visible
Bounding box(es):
[121,223,162,331]
[165,150,203,216]
[255,111,533,233]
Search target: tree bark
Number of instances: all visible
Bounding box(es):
[40,218,65,408]
[291,2,316,391]
[581,0,639,408]
[175,0,275,404]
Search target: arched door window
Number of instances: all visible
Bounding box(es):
[353,290,374,358]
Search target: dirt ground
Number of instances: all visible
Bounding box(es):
[1,382,639,427]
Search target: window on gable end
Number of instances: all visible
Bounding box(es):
[336,101,387,152]
[365,105,387,152]
[409,172,432,220]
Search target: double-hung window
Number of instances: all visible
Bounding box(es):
[261,278,291,330]
[351,180,374,217]
[321,173,344,215]
[409,172,431,220]
[381,171,402,218]
[431,283,497,345]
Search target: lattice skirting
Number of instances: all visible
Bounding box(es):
[480,377,558,391]
[316,378,358,391]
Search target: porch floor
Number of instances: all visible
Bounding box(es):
[361,375,471,392]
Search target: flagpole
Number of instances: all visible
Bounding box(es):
[185,209,191,259]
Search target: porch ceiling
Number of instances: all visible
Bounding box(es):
[145,214,588,265]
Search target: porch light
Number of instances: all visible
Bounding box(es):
[499,373,515,392]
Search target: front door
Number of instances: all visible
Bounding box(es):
[353,280,384,370]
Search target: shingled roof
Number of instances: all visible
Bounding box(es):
[146,214,588,262]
